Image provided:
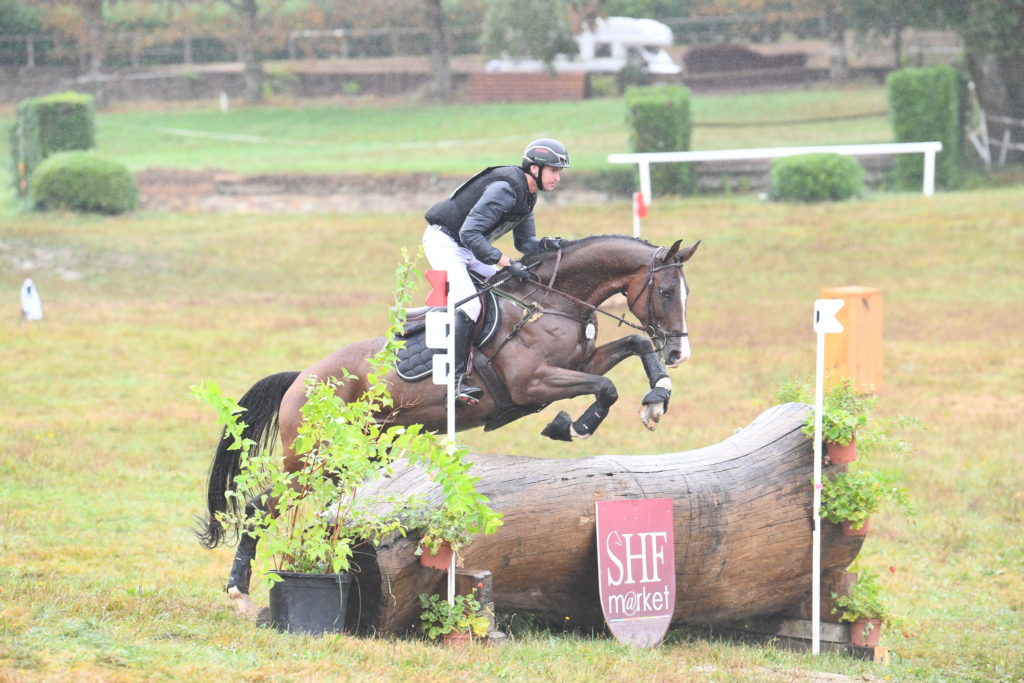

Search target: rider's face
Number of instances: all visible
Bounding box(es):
[540,165,562,191]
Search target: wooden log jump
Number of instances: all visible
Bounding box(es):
[345,402,863,635]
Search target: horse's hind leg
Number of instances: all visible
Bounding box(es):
[533,372,619,441]
[225,488,269,615]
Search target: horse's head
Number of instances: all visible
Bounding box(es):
[626,239,700,368]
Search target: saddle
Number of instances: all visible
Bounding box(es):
[395,287,501,382]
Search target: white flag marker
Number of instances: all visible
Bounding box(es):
[21,278,43,321]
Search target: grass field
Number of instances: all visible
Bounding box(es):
[28,83,892,175]
[1,86,1023,680]
[2,180,1022,680]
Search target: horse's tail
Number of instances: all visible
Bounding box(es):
[195,370,300,549]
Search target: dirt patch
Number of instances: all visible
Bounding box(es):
[135,168,613,214]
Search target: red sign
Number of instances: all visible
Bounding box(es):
[425,270,448,307]
[596,498,675,647]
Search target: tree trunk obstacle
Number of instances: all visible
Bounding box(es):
[346,403,864,635]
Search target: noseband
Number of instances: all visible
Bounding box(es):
[627,247,687,351]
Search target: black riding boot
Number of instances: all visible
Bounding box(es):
[453,311,483,406]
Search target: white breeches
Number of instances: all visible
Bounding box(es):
[423,225,498,321]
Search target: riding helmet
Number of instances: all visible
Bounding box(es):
[522,138,571,169]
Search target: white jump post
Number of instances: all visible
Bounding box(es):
[424,270,458,604]
[812,298,845,655]
[608,142,945,212]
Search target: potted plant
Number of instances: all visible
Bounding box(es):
[407,505,477,570]
[194,252,502,634]
[418,588,490,646]
[777,376,874,464]
[820,464,913,536]
[831,567,897,647]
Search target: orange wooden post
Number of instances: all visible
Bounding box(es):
[821,286,883,392]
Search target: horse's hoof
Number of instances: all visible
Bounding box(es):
[541,411,573,441]
[228,586,255,615]
[638,404,664,431]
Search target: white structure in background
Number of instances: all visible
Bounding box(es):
[21,278,43,321]
[485,16,681,75]
[609,141,945,213]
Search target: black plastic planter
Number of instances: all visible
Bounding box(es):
[268,571,352,635]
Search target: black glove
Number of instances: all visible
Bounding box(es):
[508,260,530,281]
[540,237,567,251]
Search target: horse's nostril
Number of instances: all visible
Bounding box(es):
[667,350,682,365]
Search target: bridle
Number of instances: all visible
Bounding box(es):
[625,247,688,352]
[503,246,687,352]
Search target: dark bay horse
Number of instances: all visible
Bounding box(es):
[198,234,699,613]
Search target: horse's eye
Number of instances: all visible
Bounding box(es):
[659,287,673,299]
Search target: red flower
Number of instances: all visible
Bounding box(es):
[889,566,897,574]
[477,582,484,588]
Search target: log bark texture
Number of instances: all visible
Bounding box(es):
[347,403,863,635]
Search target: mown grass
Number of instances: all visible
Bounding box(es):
[2,182,1022,680]
[72,83,891,174]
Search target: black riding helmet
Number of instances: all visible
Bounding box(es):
[521,138,570,190]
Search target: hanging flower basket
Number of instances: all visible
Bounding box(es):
[419,540,455,570]
[826,438,858,465]
[841,518,871,536]
[849,617,882,647]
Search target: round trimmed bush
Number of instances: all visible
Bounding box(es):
[769,153,864,203]
[30,151,138,214]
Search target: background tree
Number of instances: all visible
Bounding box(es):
[820,0,847,81]
[0,0,43,35]
[217,0,263,103]
[481,0,578,69]
[28,0,110,106]
[192,0,323,104]
[424,0,452,100]
[840,0,935,68]
[908,0,1024,163]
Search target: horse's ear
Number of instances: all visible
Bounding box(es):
[679,240,700,263]
[664,239,683,261]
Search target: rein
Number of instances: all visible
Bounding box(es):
[494,246,687,352]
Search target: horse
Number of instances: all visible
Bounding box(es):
[197,234,699,613]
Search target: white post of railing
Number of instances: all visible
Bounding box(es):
[923,149,937,197]
[638,160,652,208]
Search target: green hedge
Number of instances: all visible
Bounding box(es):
[625,85,693,195]
[769,153,864,203]
[10,91,96,195]
[887,65,961,189]
[31,152,138,215]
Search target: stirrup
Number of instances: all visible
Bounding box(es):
[456,377,483,406]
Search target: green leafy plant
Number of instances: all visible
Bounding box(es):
[418,589,490,640]
[406,505,475,559]
[30,151,138,215]
[776,376,875,446]
[193,249,502,587]
[821,464,913,530]
[832,566,898,628]
[887,64,961,189]
[625,85,694,195]
[769,153,865,202]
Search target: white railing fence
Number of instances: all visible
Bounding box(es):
[608,141,944,207]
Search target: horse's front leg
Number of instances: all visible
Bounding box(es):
[580,334,672,431]
[512,366,619,441]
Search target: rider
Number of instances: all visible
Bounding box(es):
[422,138,570,406]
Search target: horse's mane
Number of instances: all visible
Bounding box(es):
[521,233,656,268]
